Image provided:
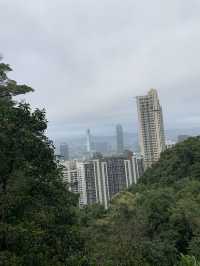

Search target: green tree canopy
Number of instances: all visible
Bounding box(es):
[83,137,200,266]
[0,60,86,266]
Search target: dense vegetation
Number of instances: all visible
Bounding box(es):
[82,138,200,266]
[1,60,200,266]
[0,61,86,265]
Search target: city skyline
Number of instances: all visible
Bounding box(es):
[1,1,200,139]
[1,1,200,264]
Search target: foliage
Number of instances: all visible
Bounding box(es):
[178,255,200,266]
[139,137,200,186]
[1,59,200,266]
[0,60,86,265]
[83,138,200,266]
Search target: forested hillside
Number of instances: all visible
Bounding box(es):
[0,61,87,265]
[1,60,200,266]
[82,137,200,266]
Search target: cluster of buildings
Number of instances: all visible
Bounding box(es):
[58,88,190,208]
[85,124,125,159]
[61,153,144,209]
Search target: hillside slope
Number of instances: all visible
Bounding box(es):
[82,137,200,266]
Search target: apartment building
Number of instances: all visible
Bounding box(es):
[136,89,166,168]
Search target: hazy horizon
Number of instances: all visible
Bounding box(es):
[1,0,200,139]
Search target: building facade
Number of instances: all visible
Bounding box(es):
[136,89,166,169]
[61,154,144,209]
[105,157,127,198]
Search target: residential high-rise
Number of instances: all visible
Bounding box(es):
[62,161,79,193]
[61,154,144,209]
[136,89,166,168]
[105,157,127,198]
[60,143,69,160]
[116,124,124,154]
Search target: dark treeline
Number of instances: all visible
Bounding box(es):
[0,61,86,265]
[0,61,200,266]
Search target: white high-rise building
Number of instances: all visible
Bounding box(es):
[61,155,144,209]
[136,89,166,169]
[61,160,88,207]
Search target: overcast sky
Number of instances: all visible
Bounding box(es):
[1,0,200,139]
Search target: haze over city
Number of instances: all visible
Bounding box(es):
[2,1,200,264]
[1,0,200,140]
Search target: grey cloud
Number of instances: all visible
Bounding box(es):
[0,0,200,139]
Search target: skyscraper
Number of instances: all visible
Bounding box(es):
[86,129,92,152]
[136,89,166,169]
[116,124,124,154]
[60,143,69,160]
